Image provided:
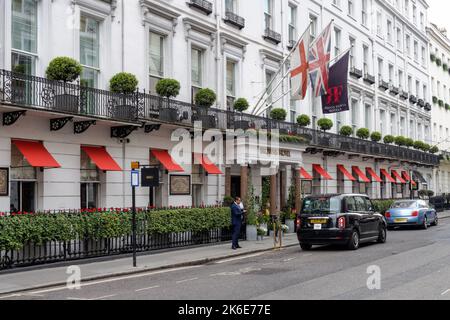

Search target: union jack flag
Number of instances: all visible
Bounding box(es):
[308,22,332,97]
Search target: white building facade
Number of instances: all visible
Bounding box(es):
[0,0,440,213]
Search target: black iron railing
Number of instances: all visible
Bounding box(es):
[0,69,140,123]
[187,0,213,15]
[224,11,245,29]
[0,223,246,271]
[0,69,440,166]
[263,28,282,44]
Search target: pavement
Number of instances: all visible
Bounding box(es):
[0,231,298,295]
[1,210,450,299]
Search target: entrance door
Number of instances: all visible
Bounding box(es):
[231,176,241,198]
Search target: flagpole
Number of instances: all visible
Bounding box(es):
[251,22,313,116]
[328,45,353,66]
[255,89,294,117]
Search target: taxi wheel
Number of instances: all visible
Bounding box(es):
[347,230,360,250]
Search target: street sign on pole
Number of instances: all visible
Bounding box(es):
[131,168,139,268]
[131,170,140,187]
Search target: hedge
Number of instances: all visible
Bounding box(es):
[372,200,395,215]
[0,208,231,251]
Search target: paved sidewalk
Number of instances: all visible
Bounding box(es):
[0,233,299,295]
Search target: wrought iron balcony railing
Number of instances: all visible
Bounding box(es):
[363,73,375,85]
[224,11,245,29]
[350,67,363,79]
[400,90,409,100]
[187,0,213,15]
[0,69,440,166]
[263,28,282,44]
[378,80,389,91]
[389,85,399,96]
[409,95,418,104]
[424,102,432,111]
[417,99,425,108]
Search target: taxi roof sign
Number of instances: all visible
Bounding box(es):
[131,161,140,170]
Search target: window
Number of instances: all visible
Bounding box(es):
[334,28,341,57]
[397,27,402,51]
[226,60,236,110]
[225,0,236,13]
[378,58,383,80]
[405,34,411,56]
[388,64,394,84]
[351,99,358,132]
[390,113,396,135]
[365,104,372,130]
[348,0,354,16]
[362,0,368,26]
[264,0,273,30]
[265,70,275,113]
[377,11,382,36]
[191,48,203,101]
[414,41,418,61]
[80,149,100,209]
[363,45,369,75]
[11,0,38,75]
[10,143,37,213]
[387,20,392,43]
[149,32,164,93]
[379,109,385,134]
[349,37,355,68]
[288,5,297,43]
[398,70,403,90]
[309,15,317,43]
[80,16,100,88]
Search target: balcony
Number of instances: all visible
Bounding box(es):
[424,102,432,111]
[389,85,399,96]
[350,67,363,79]
[417,99,425,108]
[400,90,409,100]
[287,40,297,50]
[409,95,418,104]
[378,80,389,91]
[363,74,376,85]
[0,69,440,167]
[224,11,245,29]
[263,28,281,44]
[187,0,213,15]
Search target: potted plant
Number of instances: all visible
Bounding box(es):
[414,140,425,150]
[46,57,82,113]
[108,72,139,119]
[430,146,439,154]
[356,128,370,140]
[339,125,354,137]
[156,78,181,122]
[194,88,217,128]
[297,114,311,127]
[394,136,407,147]
[430,53,436,62]
[270,108,288,133]
[257,226,267,241]
[245,185,258,241]
[233,98,250,129]
[384,135,395,145]
[405,138,414,148]
[370,131,382,153]
[317,118,333,146]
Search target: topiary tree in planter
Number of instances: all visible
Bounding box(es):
[46,57,83,112]
[437,58,442,66]
[155,78,181,122]
[394,136,407,147]
[371,131,382,142]
[270,108,287,121]
[433,96,438,104]
[422,143,431,152]
[317,118,333,131]
[194,88,217,128]
[439,99,444,107]
[339,125,353,137]
[430,53,436,62]
[384,135,395,144]
[233,98,250,129]
[405,138,414,148]
[444,63,449,72]
[297,114,311,127]
[356,128,370,140]
[413,140,425,150]
[430,146,439,154]
[109,72,139,119]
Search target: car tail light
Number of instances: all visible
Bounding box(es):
[296,217,301,228]
[338,217,346,230]
[385,212,391,218]
[412,211,419,217]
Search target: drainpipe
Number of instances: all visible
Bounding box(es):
[121,0,125,71]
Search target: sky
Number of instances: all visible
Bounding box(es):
[427,0,450,31]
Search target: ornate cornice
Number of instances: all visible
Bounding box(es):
[139,0,180,31]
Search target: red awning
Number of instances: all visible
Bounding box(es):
[81,146,122,171]
[402,171,417,186]
[300,167,313,180]
[366,168,383,183]
[12,140,60,168]
[352,166,370,183]
[380,169,396,183]
[313,164,333,180]
[151,150,184,172]
[337,165,356,181]
[194,154,223,175]
[392,170,407,184]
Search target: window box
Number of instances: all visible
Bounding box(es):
[409,95,418,104]
[224,11,245,29]
[187,0,213,15]
[263,28,281,44]
[400,91,409,100]
[389,85,399,96]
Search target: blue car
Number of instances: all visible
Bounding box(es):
[385,200,438,230]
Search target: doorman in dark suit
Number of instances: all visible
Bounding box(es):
[231,197,243,250]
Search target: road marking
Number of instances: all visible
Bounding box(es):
[210,267,262,277]
[66,297,88,300]
[176,277,198,284]
[215,252,266,264]
[29,265,201,295]
[89,294,117,300]
[441,289,450,296]
[135,285,160,292]
[283,258,296,262]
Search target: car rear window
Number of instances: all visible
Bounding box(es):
[391,201,417,209]
[302,197,341,214]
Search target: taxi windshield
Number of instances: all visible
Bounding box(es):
[302,197,341,214]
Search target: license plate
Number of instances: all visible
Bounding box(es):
[394,218,408,223]
[314,224,322,230]
[310,219,327,224]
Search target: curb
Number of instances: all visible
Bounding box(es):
[0,242,299,297]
